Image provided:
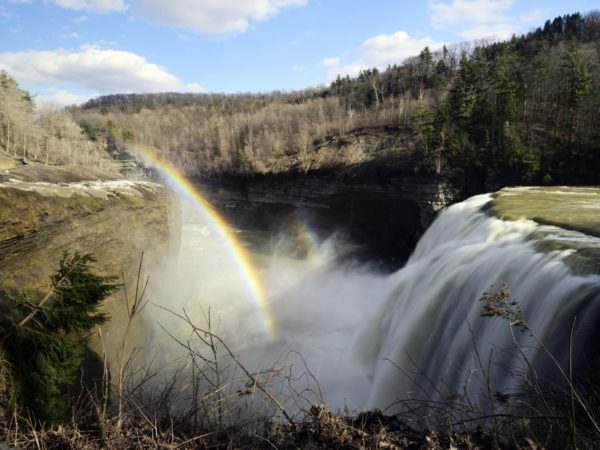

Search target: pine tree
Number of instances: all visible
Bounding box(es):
[0,252,118,421]
[564,45,592,144]
[450,57,478,121]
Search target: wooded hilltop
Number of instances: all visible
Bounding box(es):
[1,11,598,187]
[66,11,600,186]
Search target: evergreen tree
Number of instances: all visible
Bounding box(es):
[450,57,478,121]
[0,252,118,421]
[413,101,435,157]
[493,45,520,124]
[564,44,592,144]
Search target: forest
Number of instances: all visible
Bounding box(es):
[0,12,598,184]
[69,11,600,185]
[0,72,108,168]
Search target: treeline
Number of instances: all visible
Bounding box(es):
[0,71,110,167]
[75,94,378,174]
[427,11,600,183]
[74,11,600,182]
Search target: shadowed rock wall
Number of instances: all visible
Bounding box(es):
[192,171,462,266]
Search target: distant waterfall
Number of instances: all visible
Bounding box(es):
[354,193,600,412]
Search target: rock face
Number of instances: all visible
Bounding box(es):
[0,179,179,298]
[0,177,180,399]
[192,171,463,266]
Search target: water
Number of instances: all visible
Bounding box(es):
[358,193,600,411]
[145,189,600,417]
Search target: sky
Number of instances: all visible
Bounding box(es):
[0,0,597,106]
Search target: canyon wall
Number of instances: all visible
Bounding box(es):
[193,170,464,266]
[0,179,179,301]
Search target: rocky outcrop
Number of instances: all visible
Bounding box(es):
[0,179,179,298]
[192,170,463,266]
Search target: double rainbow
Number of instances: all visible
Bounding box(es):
[289,212,324,268]
[130,144,275,338]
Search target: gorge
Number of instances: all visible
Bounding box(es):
[137,183,600,419]
[1,149,599,448]
[1,8,599,445]
[3,159,597,416]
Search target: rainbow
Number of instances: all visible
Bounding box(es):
[289,212,324,268]
[129,144,275,338]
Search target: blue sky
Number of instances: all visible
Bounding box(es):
[0,0,597,105]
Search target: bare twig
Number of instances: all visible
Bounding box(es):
[155,303,296,428]
[117,252,150,431]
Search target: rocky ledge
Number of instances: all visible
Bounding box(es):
[0,179,179,298]
[191,170,463,266]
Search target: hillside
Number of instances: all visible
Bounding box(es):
[0,71,119,178]
[73,11,600,187]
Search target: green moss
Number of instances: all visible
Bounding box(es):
[487,187,600,238]
[487,187,600,275]
[56,194,105,212]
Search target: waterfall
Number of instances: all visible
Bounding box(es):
[354,192,600,412]
[147,188,600,417]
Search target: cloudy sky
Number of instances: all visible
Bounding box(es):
[0,0,596,105]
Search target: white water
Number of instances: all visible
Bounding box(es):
[146,192,600,416]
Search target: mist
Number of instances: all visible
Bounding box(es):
[134,195,389,417]
[123,189,600,422]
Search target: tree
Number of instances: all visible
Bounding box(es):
[418,47,433,80]
[0,71,105,165]
[450,57,478,121]
[564,45,592,144]
[413,101,435,157]
[492,45,520,124]
[0,252,118,421]
[0,71,34,157]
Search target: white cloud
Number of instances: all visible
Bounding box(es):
[459,24,515,41]
[429,0,521,41]
[50,0,127,13]
[60,32,80,39]
[185,82,204,92]
[429,0,514,27]
[0,48,204,95]
[292,65,306,72]
[135,0,308,34]
[0,6,11,18]
[328,62,367,80]
[518,9,548,24]
[326,31,443,80]
[36,89,94,107]
[73,15,88,24]
[360,31,444,67]
[321,57,340,67]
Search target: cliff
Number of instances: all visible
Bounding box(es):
[112,125,467,266]
[192,169,463,266]
[0,178,179,300]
